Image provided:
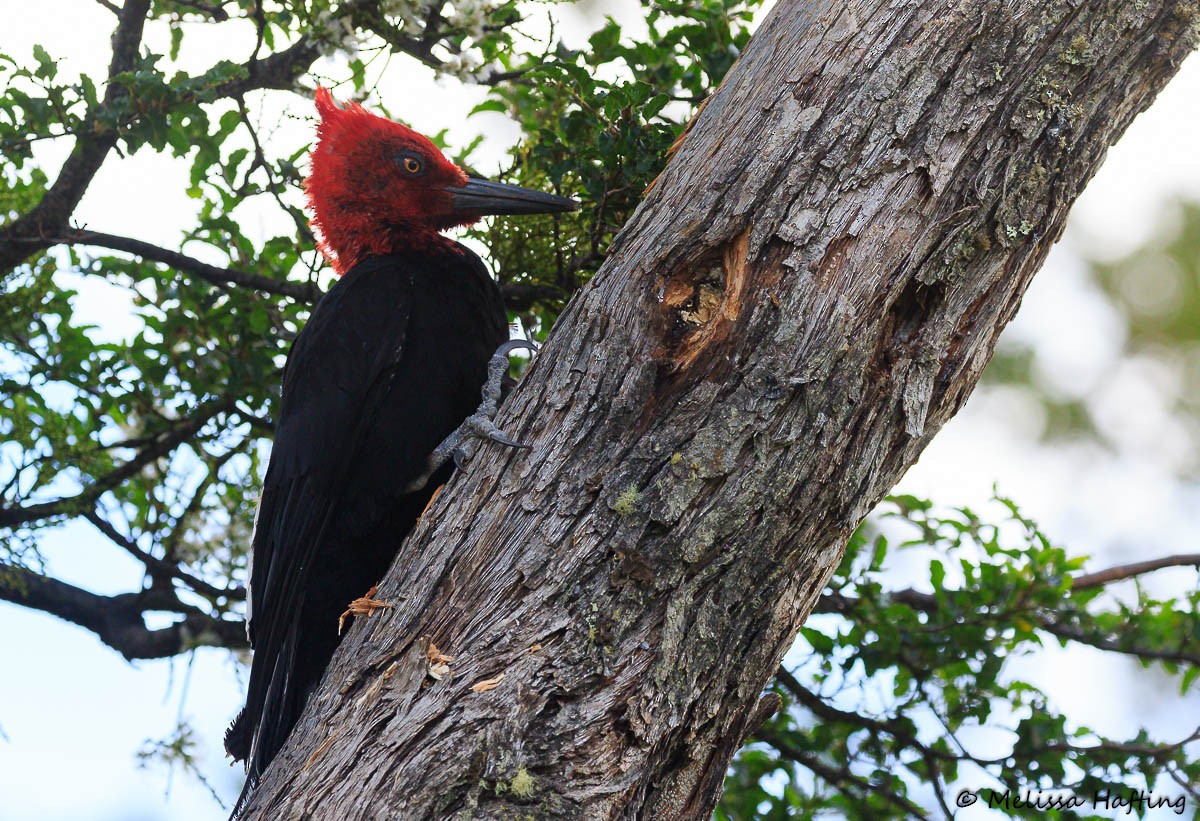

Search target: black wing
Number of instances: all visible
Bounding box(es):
[226,246,508,804]
[228,259,416,782]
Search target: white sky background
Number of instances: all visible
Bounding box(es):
[2,2,1199,819]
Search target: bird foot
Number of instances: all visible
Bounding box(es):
[402,339,537,493]
[338,585,393,635]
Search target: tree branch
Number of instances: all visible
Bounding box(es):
[171,0,230,22]
[772,668,959,764]
[351,6,445,74]
[499,282,568,312]
[28,227,558,309]
[84,510,244,602]
[215,37,321,99]
[0,396,234,529]
[812,555,1200,667]
[0,562,246,660]
[753,725,928,819]
[60,229,320,302]
[1037,618,1200,667]
[1072,553,1200,590]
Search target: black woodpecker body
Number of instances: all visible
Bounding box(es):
[225,88,575,811]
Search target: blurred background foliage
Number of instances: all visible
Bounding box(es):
[986,199,1200,477]
[0,0,1196,817]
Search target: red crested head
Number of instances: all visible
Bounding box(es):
[306,88,470,274]
[305,87,578,275]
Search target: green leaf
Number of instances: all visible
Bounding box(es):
[470,99,508,115]
[31,44,56,80]
[642,93,671,120]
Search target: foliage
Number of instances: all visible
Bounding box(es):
[719,496,1200,819]
[1,1,1197,818]
[985,200,1200,477]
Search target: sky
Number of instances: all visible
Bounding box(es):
[2,2,1199,819]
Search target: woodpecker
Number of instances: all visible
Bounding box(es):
[225,87,575,810]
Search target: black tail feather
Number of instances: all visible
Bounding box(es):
[224,708,251,763]
[226,616,306,819]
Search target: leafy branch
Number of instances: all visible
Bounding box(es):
[0,395,235,528]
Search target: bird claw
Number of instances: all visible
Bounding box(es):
[402,339,537,493]
[486,427,530,449]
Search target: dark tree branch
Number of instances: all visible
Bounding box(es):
[1037,618,1200,667]
[215,37,321,99]
[350,3,530,84]
[171,0,230,22]
[753,724,928,819]
[1072,553,1200,590]
[812,551,1200,667]
[30,227,553,308]
[815,550,1200,615]
[213,0,457,100]
[773,668,959,763]
[475,68,531,86]
[1050,726,1200,759]
[0,562,247,660]
[352,6,445,74]
[84,510,244,602]
[499,282,568,311]
[58,229,321,302]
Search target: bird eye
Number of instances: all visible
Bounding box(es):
[397,152,425,176]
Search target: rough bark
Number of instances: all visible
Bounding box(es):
[244,0,1198,818]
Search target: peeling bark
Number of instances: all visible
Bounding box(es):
[243,0,1198,817]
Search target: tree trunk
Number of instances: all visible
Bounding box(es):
[243,1,1197,817]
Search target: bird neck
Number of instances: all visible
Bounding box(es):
[318,218,458,275]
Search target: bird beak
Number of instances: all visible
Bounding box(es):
[446,178,578,217]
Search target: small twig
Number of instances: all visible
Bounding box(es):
[1072,553,1200,590]
[85,511,243,601]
